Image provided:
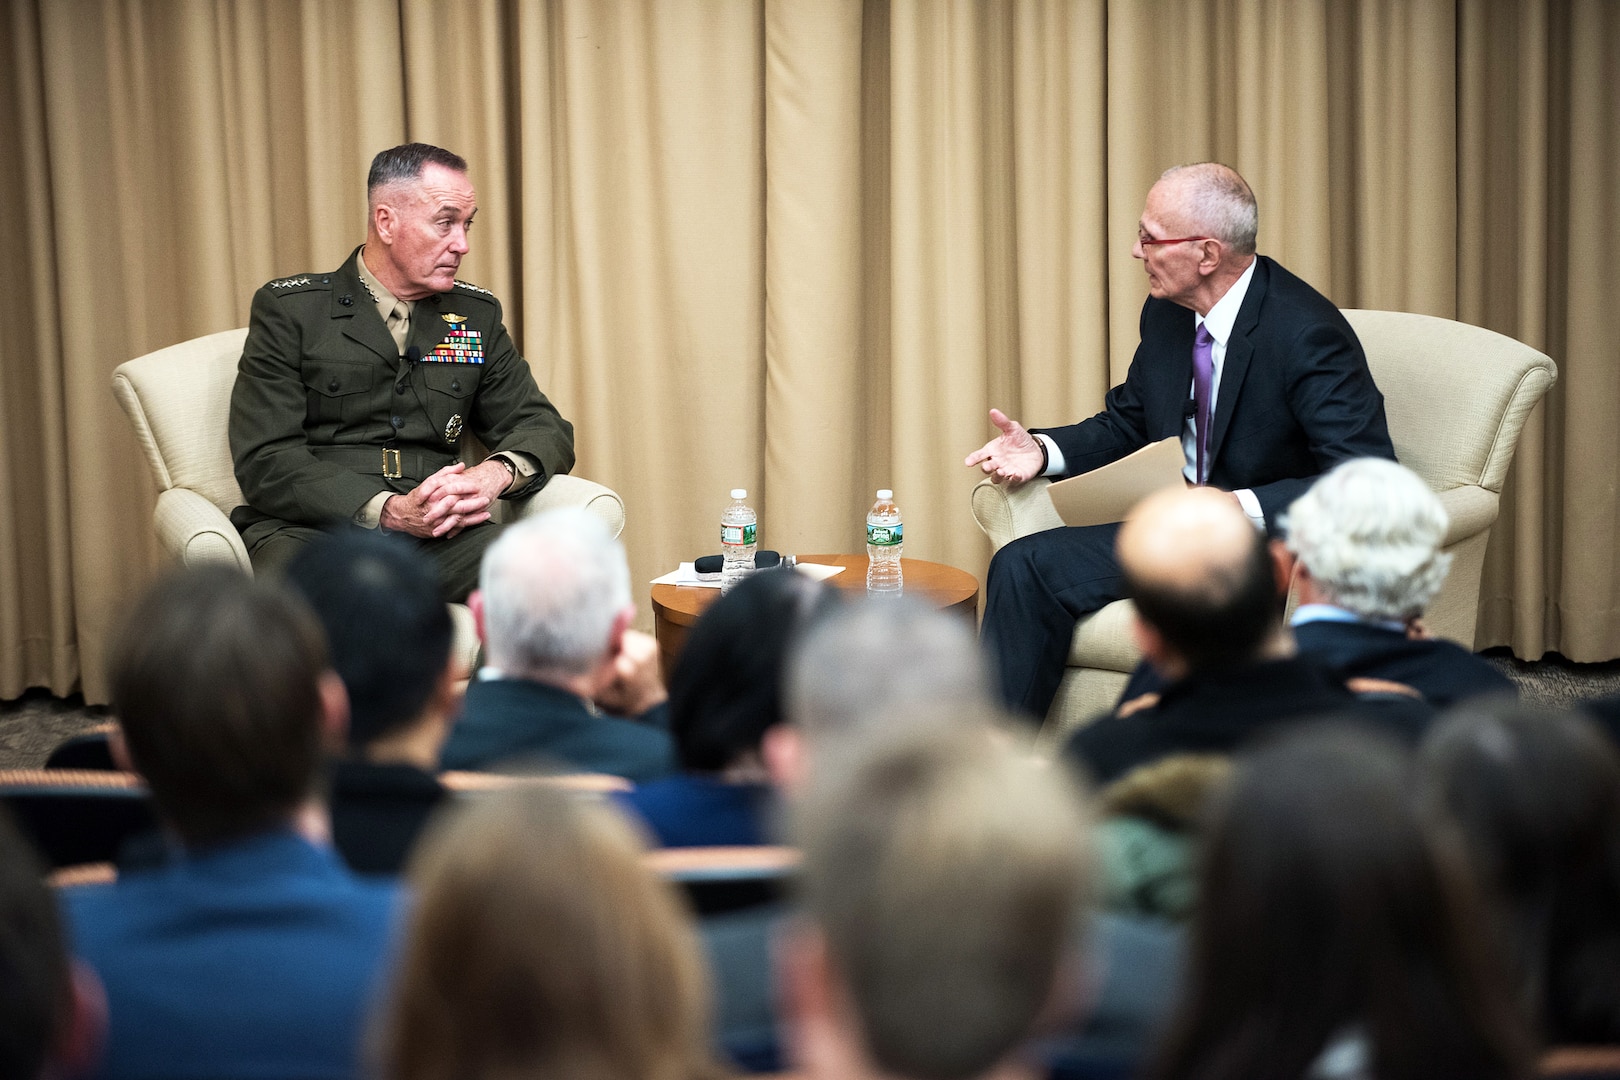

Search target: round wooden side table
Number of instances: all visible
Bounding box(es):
[650,555,980,683]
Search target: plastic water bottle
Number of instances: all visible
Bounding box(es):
[866,489,904,597]
[720,489,757,594]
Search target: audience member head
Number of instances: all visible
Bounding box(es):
[667,569,836,774]
[1418,700,1620,1045]
[1119,486,1283,680]
[1285,458,1452,623]
[377,786,722,1080]
[0,811,100,1079]
[787,726,1092,1080]
[283,531,456,763]
[107,566,344,848]
[473,509,633,692]
[1151,726,1530,1080]
[779,598,994,788]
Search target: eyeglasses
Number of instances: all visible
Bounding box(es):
[1138,232,1212,248]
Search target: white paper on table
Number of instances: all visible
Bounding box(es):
[651,561,845,588]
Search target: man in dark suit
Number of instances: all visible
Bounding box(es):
[284,532,460,876]
[440,507,675,781]
[63,567,401,1080]
[1065,487,1431,788]
[230,142,575,599]
[967,163,1395,720]
[1284,458,1515,706]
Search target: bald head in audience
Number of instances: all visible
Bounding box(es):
[784,726,1092,1080]
[1121,486,1288,681]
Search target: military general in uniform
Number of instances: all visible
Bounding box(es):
[230,143,574,599]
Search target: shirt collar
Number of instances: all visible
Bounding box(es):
[1195,257,1257,348]
[356,246,409,321]
[1291,603,1407,634]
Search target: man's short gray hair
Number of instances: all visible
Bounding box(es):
[367,143,467,204]
[786,599,993,745]
[1284,458,1453,622]
[478,509,631,682]
[1162,162,1259,257]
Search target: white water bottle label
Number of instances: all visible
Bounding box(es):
[722,524,756,546]
[867,523,903,546]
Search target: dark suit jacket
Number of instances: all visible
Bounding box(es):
[1039,257,1394,530]
[328,759,450,876]
[441,677,676,782]
[1292,620,1516,707]
[64,830,401,1080]
[230,247,574,527]
[1067,656,1433,786]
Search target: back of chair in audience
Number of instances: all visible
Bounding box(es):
[1149,725,1532,1080]
[376,785,726,1080]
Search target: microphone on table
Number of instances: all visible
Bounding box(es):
[396,345,420,394]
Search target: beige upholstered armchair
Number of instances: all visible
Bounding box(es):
[112,327,625,662]
[971,309,1557,740]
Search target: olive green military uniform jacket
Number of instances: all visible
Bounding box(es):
[229,247,574,529]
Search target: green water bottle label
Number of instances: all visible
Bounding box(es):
[867,523,903,546]
[722,523,756,546]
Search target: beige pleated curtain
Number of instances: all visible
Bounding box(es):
[1,0,1614,704]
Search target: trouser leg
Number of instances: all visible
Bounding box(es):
[240,516,502,603]
[981,522,1126,722]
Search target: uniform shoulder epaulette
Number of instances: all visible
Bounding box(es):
[453,279,496,299]
[262,274,328,295]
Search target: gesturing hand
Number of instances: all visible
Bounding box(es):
[380,460,506,539]
[963,408,1046,485]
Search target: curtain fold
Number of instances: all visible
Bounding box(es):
[1,0,1614,703]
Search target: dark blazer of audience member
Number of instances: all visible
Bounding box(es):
[617,569,834,848]
[1149,727,1531,1080]
[64,568,400,1080]
[1284,458,1515,706]
[1067,487,1431,786]
[284,532,459,875]
[784,727,1092,1080]
[440,508,675,780]
[375,786,727,1080]
[0,811,102,1079]
[1419,701,1620,1047]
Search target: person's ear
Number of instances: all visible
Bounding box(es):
[1269,539,1297,601]
[606,606,634,661]
[1130,611,1170,669]
[317,670,350,752]
[761,724,807,794]
[468,589,488,647]
[53,961,108,1078]
[108,728,136,775]
[372,202,398,245]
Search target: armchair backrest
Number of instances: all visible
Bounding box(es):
[1343,310,1556,495]
[111,327,249,515]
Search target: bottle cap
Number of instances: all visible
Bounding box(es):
[876,489,893,500]
[731,489,747,499]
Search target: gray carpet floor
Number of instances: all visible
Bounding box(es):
[4,649,1619,770]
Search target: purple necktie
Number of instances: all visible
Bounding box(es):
[1192,323,1214,485]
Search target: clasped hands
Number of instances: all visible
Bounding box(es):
[380,459,510,539]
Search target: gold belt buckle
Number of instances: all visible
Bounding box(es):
[382,447,402,479]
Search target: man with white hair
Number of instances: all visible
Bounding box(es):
[438,508,674,780]
[1286,458,1514,706]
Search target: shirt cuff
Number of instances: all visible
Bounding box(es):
[1034,434,1067,478]
[489,451,539,496]
[354,491,392,529]
[1233,488,1265,530]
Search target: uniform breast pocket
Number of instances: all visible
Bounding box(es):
[422,364,480,408]
[302,359,375,428]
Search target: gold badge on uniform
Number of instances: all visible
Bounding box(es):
[441,313,468,324]
[444,414,464,443]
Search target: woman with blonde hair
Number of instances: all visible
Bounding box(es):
[374,786,729,1080]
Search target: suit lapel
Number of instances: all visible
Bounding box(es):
[1207,257,1269,465]
[334,252,399,363]
[1157,311,1197,439]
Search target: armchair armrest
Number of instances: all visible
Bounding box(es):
[1436,485,1498,548]
[509,474,626,539]
[153,488,251,572]
[970,477,1065,552]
